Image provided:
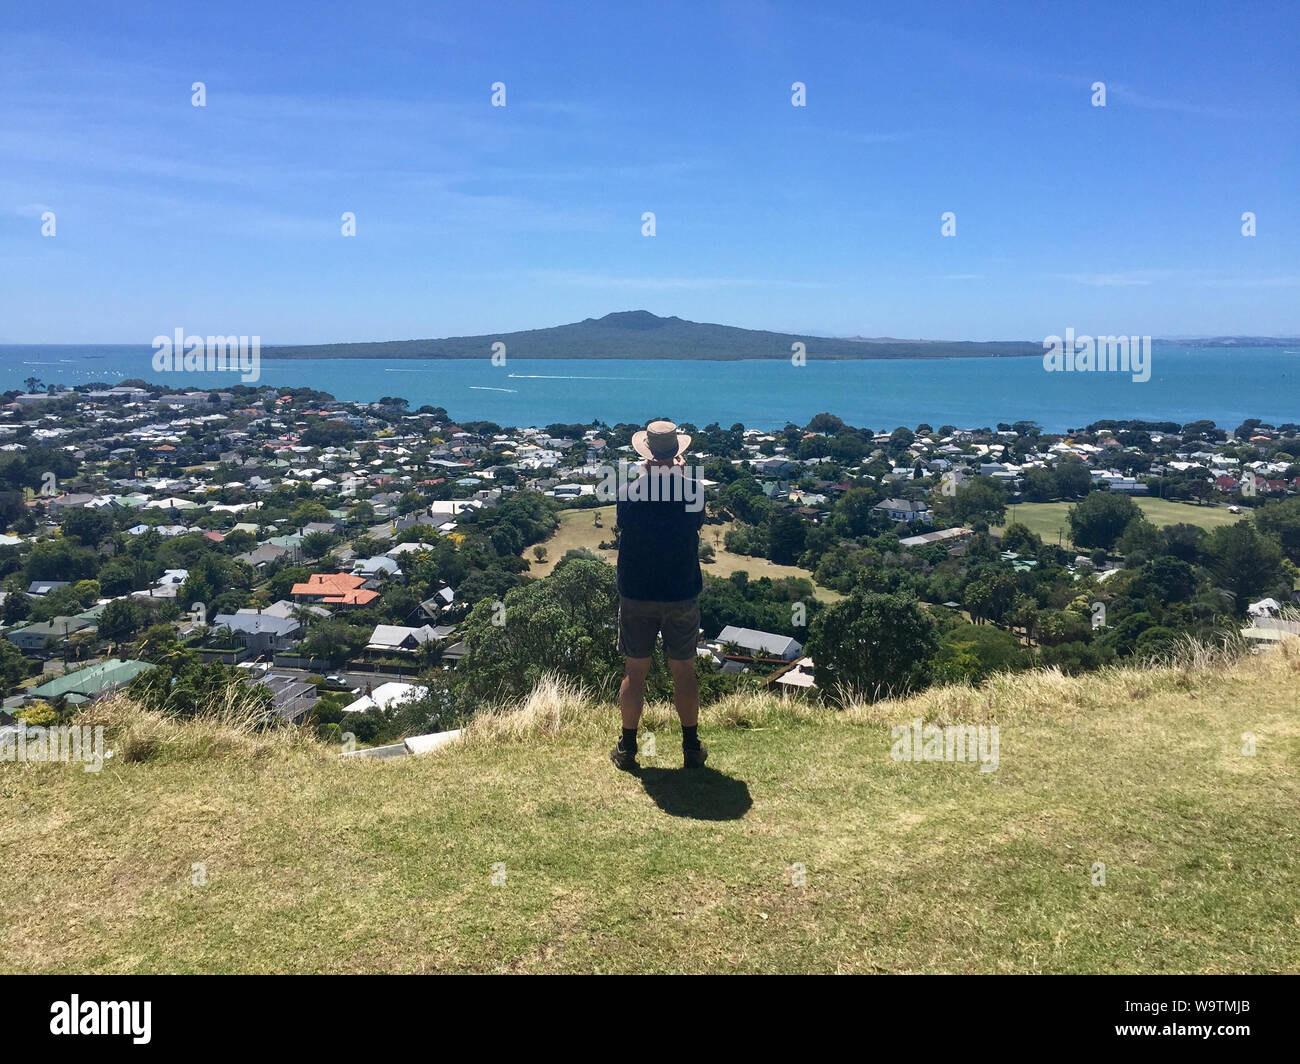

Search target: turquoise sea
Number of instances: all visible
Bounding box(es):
[1,345,1296,432]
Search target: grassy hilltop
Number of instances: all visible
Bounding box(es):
[2,641,1298,974]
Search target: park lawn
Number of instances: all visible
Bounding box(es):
[3,643,1298,973]
[997,498,1247,547]
[526,505,839,601]
[525,504,618,576]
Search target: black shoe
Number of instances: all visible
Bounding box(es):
[610,744,639,772]
[683,741,708,769]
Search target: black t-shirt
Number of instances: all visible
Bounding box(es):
[616,468,705,602]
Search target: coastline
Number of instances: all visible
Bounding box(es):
[1,347,1294,436]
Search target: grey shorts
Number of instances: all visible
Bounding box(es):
[618,596,701,661]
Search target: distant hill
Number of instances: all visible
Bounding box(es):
[262,311,1043,361]
[1170,336,1300,347]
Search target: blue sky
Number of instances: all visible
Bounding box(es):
[1,0,1297,344]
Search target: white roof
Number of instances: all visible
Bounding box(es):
[366,624,438,649]
[342,681,429,713]
[428,499,482,516]
[403,730,462,755]
[716,625,801,657]
[775,656,817,689]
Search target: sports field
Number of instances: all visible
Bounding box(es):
[997,498,1246,547]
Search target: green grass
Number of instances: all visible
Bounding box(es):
[3,641,1298,973]
[525,503,618,576]
[998,497,1246,547]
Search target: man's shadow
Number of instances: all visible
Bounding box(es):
[636,765,752,820]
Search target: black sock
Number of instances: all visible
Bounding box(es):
[620,728,638,753]
[682,725,700,749]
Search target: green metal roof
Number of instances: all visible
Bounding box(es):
[29,658,155,700]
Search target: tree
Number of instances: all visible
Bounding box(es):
[1115,517,1162,563]
[457,556,622,705]
[1201,522,1283,612]
[937,475,1006,526]
[806,590,938,702]
[963,571,1017,625]
[0,639,34,688]
[1000,522,1041,555]
[1054,458,1093,499]
[1068,492,1141,551]
[888,426,915,453]
[767,512,806,565]
[98,598,144,643]
[23,538,98,583]
[1021,467,1059,502]
[2,593,31,625]
[932,623,1026,684]
[300,621,370,664]
[830,488,880,539]
[806,412,845,434]
[135,623,182,661]
[301,531,335,558]
[1038,609,1092,646]
[1254,497,1300,564]
[1131,556,1198,604]
[61,506,115,548]
[1162,523,1205,564]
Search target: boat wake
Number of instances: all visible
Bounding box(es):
[507,373,653,381]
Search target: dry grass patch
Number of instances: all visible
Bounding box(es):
[2,639,1297,973]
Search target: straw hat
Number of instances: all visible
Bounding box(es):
[631,419,691,462]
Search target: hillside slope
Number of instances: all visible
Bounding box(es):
[3,643,1298,974]
[262,310,1043,360]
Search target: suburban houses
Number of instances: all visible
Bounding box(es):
[0,383,1295,745]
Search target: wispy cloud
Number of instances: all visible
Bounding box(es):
[1067,272,1156,287]
[1199,276,1300,288]
[1064,269,1300,291]
[527,270,827,291]
[1106,83,1245,119]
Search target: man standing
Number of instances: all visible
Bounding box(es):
[610,419,708,772]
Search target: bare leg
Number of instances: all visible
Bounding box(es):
[620,657,651,730]
[668,657,699,728]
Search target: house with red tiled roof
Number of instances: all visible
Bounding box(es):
[289,572,378,608]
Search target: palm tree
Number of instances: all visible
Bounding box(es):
[289,603,318,638]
